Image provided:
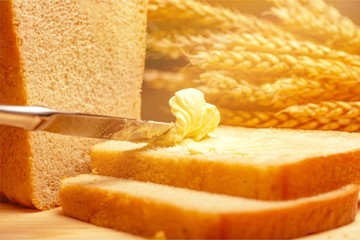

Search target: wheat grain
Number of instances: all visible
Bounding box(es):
[146,31,184,59]
[198,71,360,110]
[219,101,360,132]
[197,71,261,109]
[188,50,360,83]
[279,101,360,131]
[147,28,360,65]
[268,0,360,54]
[146,24,205,59]
[144,68,198,92]
[176,31,360,67]
[280,101,360,118]
[219,107,285,128]
[261,76,360,104]
[148,0,293,39]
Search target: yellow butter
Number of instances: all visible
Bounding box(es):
[154,88,220,146]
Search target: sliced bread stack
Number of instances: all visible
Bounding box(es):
[60,126,360,239]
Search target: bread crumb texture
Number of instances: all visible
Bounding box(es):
[0,0,147,209]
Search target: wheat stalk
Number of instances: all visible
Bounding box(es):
[146,31,184,59]
[261,76,360,103]
[219,101,360,132]
[144,68,199,92]
[146,24,205,59]
[148,0,294,39]
[147,28,360,66]
[219,107,281,128]
[188,50,360,83]
[279,101,360,131]
[198,71,360,110]
[176,31,360,67]
[197,71,261,109]
[298,0,359,35]
[280,101,360,118]
[268,0,360,54]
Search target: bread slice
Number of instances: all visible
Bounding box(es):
[60,174,359,239]
[91,126,360,200]
[0,0,147,209]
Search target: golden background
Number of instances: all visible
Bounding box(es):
[141,0,360,122]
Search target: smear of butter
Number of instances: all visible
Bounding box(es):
[154,88,220,146]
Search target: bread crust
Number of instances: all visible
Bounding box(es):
[0,0,34,208]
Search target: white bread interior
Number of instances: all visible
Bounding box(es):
[0,0,147,209]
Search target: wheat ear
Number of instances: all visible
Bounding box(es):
[146,31,184,60]
[148,0,293,39]
[268,0,360,54]
[176,31,360,67]
[188,50,360,83]
[219,101,360,132]
[147,28,360,65]
[279,101,360,131]
[144,68,199,92]
[198,71,360,110]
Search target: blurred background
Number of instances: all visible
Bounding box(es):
[141,0,360,122]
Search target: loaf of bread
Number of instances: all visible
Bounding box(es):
[60,174,359,239]
[91,126,360,200]
[0,0,147,209]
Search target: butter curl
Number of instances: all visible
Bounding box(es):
[155,88,220,145]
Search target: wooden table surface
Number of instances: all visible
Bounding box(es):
[1,201,359,240]
[0,203,142,240]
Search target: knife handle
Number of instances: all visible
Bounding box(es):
[0,105,55,130]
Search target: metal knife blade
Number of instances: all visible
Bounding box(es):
[0,105,173,141]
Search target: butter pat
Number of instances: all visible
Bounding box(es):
[155,88,220,146]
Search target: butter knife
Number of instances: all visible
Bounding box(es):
[0,105,173,141]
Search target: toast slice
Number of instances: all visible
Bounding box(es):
[91,126,360,200]
[60,174,359,239]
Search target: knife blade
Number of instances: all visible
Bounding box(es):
[0,105,173,141]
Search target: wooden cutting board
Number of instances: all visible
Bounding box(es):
[0,203,142,240]
[1,202,359,239]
